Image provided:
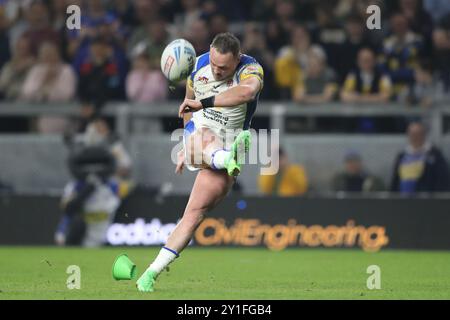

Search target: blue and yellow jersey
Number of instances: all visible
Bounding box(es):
[398,153,426,194]
[343,69,393,96]
[187,52,264,131]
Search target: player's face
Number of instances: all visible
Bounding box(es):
[210,47,240,81]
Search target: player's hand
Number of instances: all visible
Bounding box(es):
[175,149,185,175]
[178,99,202,118]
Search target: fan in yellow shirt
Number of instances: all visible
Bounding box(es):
[258,148,309,197]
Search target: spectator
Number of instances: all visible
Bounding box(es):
[341,48,392,103]
[74,37,128,105]
[126,53,166,133]
[379,13,424,99]
[273,0,297,35]
[66,0,124,60]
[275,25,316,99]
[406,59,436,107]
[398,0,433,38]
[128,18,169,68]
[21,0,60,56]
[0,6,10,70]
[0,36,34,100]
[110,0,138,30]
[334,0,386,21]
[207,0,248,22]
[391,122,450,194]
[293,46,338,104]
[186,18,211,55]
[95,15,126,50]
[208,13,229,38]
[126,53,168,103]
[311,1,347,76]
[241,22,276,99]
[0,0,22,24]
[57,0,83,61]
[21,42,77,133]
[258,148,309,197]
[7,2,30,50]
[21,42,76,103]
[133,0,162,27]
[332,151,385,192]
[251,0,278,22]
[423,0,450,24]
[49,0,70,31]
[200,0,219,19]
[173,0,203,38]
[398,0,434,56]
[336,15,377,82]
[265,18,290,55]
[256,0,301,54]
[432,12,450,92]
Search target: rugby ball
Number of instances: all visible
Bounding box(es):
[160,39,196,82]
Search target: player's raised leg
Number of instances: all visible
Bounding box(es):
[136,169,234,292]
[185,128,251,177]
[185,127,252,176]
[205,130,252,177]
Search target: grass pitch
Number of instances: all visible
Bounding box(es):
[0,247,449,300]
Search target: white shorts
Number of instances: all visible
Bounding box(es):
[183,119,239,172]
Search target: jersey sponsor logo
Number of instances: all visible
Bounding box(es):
[202,108,229,126]
[197,76,209,84]
[244,65,259,72]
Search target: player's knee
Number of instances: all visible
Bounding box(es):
[184,145,197,167]
[187,150,202,167]
[186,134,204,166]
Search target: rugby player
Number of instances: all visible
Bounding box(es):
[136,32,264,292]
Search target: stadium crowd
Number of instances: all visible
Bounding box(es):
[258,121,450,195]
[0,0,450,196]
[0,0,450,133]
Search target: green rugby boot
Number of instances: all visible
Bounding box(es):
[224,130,251,177]
[136,269,157,292]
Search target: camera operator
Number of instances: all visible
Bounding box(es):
[55,117,132,247]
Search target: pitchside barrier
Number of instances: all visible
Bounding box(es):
[2,134,450,195]
[1,102,450,194]
[1,192,449,251]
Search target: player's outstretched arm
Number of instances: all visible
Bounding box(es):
[178,77,261,117]
[213,77,261,107]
